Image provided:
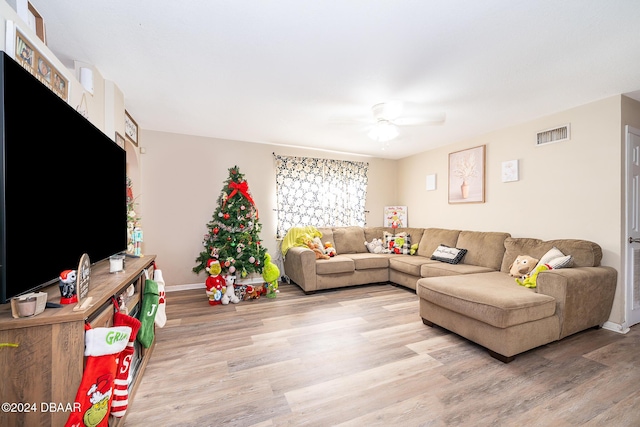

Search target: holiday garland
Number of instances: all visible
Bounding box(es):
[193,166,267,278]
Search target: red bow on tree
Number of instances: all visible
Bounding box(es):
[224,181,258,218]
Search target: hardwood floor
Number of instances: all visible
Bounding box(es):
[124,282,640,427]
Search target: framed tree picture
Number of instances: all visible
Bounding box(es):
[124,110,138,146]
[448,145,485,204]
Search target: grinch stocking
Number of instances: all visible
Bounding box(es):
[110,311,141,418]
[137,275,159,348]
[65,324,131,427]
[153,268,167,327]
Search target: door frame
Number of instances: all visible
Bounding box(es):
[624,125,640,331]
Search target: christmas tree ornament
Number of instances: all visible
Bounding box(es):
[213,227,219,234]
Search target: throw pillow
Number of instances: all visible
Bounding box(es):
[431,244,467,264]
[536,247,573,270]
[383,231,412,255]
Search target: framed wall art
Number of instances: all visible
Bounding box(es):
[448,145,485,204]
[5,21,68,101]
[115,132,125,148]
[384,206,407,228]
[124,110,138,146]
[501,159,519,182]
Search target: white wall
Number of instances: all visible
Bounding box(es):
[397,95,640,327]
[139,131,398,287]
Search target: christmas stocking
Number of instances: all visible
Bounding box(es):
[137,276,159,348]
[153,268,167,328]
[65,324,131,427]
[110,311,141,418]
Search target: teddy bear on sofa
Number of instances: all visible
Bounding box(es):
[365,238,384,254]
[324,242,337,257]
[306,238,330,259]
[508,255,539,279]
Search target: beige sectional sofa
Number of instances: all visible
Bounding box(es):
[282,226,617,362]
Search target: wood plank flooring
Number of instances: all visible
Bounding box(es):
[124,282,640,427]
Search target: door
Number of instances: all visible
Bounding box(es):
[626,125,640,327]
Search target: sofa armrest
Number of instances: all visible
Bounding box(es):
[536,266,617,339]
[283,246,318,292]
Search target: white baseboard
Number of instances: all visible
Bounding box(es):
[602,320,629,334]
[166,283,204,292]
[165,275,266,293]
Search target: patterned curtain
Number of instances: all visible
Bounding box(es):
[274,154,369,238]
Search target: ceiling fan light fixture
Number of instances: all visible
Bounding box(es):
[372,101,403,121]
[368,120,399,142]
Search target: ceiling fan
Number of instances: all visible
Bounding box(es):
[366,101,446,142]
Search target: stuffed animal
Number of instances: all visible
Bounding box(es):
[262,252,280,297]
[306,239,330,259]
[516,264,549,288]
[221,274,240,304]
[205,259,225,305]
[509,255,539,279]
[244,284,266,300]
[324,242,337,257]
[409,243,419,255]
[365,238,384,254]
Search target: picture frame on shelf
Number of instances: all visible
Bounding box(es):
[115,131,125,148]
[448,145,485,204]
[5,21,68,101]
[125,110,138,146]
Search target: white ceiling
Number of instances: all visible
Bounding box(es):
[29,0,640,159]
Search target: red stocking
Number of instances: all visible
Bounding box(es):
[110,311,141,418]
[65,324,131,427]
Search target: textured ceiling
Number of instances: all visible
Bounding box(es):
[29,0,640,159]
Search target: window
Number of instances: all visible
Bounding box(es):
[274,154,368,238]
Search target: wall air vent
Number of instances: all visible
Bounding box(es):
[536,124,570,146]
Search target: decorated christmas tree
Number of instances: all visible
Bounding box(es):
[193,166,267,278]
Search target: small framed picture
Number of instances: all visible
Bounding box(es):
[115,132,125,148]
[124,110,138,146]
[502,160,519,182]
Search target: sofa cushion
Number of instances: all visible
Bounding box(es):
[500,238,602,273]
[389,255,433,276]
[341,253,390,270]
[315,255,354,275]
[456,230,510,271]
[316,227,335,250]
[332,226,368,254]
[417,228,461,258]
[417,272,557,329]
[421,262,495,278]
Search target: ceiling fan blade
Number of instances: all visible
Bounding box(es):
[394,112,446,126]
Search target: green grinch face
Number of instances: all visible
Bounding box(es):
[208,260,222,276]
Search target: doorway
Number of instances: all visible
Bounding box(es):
[625,125,640,327]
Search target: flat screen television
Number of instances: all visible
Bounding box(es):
[0,51,127,304]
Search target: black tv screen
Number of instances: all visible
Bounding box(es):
[0,52,127,304]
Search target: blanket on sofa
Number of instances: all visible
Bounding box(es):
[281,226,323,256]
